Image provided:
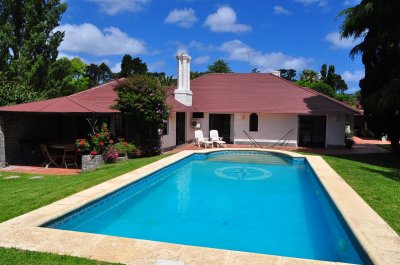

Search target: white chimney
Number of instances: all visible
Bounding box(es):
[174,52,192,106]
[271,70,281,77]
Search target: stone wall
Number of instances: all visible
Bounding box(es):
[81,154,104,172]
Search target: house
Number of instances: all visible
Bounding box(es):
[0,53,359,167]
[162,53,359,150]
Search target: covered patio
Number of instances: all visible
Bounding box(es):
[0,81,121,169]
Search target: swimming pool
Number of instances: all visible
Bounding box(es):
[44,151,363,264]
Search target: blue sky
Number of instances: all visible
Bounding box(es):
[59,0,363,93]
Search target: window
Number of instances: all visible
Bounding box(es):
[249,113,258,131]
[192,112,204,118]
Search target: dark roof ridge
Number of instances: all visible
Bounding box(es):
[268,73,361,115]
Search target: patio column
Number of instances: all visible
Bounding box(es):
[0,116,6,167]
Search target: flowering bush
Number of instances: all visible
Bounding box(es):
[76,125,116,155]
[114,75,170,156]
[103,146,118,163]
[114,141,137,157]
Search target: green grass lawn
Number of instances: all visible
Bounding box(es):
[304,152,400,235]
[0,154,171,264]
[0,247,119,265]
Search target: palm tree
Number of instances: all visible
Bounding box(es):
[339,0,400,153]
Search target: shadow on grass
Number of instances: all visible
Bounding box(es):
[321,153,400,182]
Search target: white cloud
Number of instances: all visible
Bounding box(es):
[220,40,311,71]
[273,5,291,15]
[204,6,251,33]
[295,0,327,7]
[342,70,364,82]
[193,55,210,64]
[188,41,216,51]
[344,0,360,6]
[57,23,146,56]
[87,0,150,15]
[325,32,355,49]
[111,62,121,73]
[148,61,166,72]
[164,8,198,28]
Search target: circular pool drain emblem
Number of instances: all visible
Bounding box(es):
[214,166,272,181]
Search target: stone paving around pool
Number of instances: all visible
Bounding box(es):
[0,149,399,265]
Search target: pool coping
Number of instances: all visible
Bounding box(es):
[0,148,398,265]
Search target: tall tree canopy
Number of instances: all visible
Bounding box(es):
[46,57,89,97]
[86,63,113,87]
[279,69,297,82]
[0,0,67,92]
[340,0,400,152]
[119,55,148,77]
[207,59,232,73]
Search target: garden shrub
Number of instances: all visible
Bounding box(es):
[114,75,170,156]
[114,141,137,157]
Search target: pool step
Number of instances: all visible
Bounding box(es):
[206,154,290,165]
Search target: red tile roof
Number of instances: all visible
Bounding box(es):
[189,73,359,114]
[0,74,359,115]
[0,79,194,114]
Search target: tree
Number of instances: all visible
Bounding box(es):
[0,0,67,95]
[320,64,328,82]
[340,0,400,152]
[86,63,113,87]
[114,75,170,156]
[119,55,148,77]
[251,68,260,73]
[299,69,319,83]
[190,71,205,80]
[207,59,232,73]
[296,80,336,98]
[46,57,89,97]
[279,69,297,81]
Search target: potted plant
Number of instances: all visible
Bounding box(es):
[114,140,137,160]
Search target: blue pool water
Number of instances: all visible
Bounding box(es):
[45,151,363,264]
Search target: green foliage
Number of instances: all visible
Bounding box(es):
[279,69,297,81]
[0,75,44,106]
[114,141,137,157]
[190,71,205,80]
[299,69,319,83]
[298,65,350,100]
[148,72,176,86]
[46,57,90,98]
[0,0,67,94]
[296,80,336,98]
[114,75,170,156]
[75,125,114,155]
[339,0,400,152]
[207,59,232,73]
[86,63,113,87]
[119,55,148,77]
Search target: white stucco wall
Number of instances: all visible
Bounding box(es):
[161,112,348,149]
[326,114,345,147]
[234,113,298,146]
[161,112,176,149]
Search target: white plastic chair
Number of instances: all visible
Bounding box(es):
[210,130,226,147]
[194,130,213,148]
